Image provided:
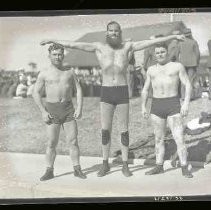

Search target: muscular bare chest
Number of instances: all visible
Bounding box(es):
[45,71,73,88]
[96,44,130,71]
[151,65,179,84]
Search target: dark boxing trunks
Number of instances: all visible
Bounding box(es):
[45,100,75,124]
[100,85,129,105]
[150,96,181,119]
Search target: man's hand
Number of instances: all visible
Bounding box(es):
[176,35,185,41]
[40,40,55,46]
[41,110,53,124]
[180,103,189,118]
[142,107,149,119]
[74,107,82,119]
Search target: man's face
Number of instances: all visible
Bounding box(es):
[106,24,122,48]
[49,49,64,67]
[154,47,168,65]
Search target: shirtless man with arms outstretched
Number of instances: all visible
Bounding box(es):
[41,21,185,177]
[142,42,193,178]
[33,44,86,181]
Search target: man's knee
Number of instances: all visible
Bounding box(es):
[102,129,110,145]
[177,143,187,158]
[175,139,186,150]
[69,138,78,147]
[67,133,78,146]
[66,126,78,143]
[154,130,165,142]
[155,135,165,145]
[121,131,129,146]
[47,139,58,149]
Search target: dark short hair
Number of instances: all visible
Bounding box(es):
[48,44,64,54]
[154,42,168,50]
[107,21,121,31]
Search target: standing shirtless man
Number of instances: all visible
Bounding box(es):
[142,43,193,178]
[33,44,86,181]
[41,21,185,177]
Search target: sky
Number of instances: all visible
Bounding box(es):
[0,13,211,71]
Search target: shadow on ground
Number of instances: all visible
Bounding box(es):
[53,162,153,178]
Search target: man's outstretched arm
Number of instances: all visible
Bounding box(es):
[132,34,185,52]
[40,40,100,52]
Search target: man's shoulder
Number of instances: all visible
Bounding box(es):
[64,68,78,78]
[37,69,47,77]
[147,65,156,73]
[124,40,133,46]
[191,38,198,43]
[62,66,72,72]
[168,61,184,69]
[184,38,197,45]
[37,67,52,78]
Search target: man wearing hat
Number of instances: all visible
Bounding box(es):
[168,30,181,62]
[207,39,211,99]
[177,28,200,100]
[143,34,164,71]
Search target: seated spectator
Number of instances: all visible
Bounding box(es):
[7,79,19,98]
[16,80,28,98]
[27,77,36,97]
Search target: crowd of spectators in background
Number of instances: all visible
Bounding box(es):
[0,69,37,99]
[74,67,102,97]
[0,66,144,99]
[0,68,103,99]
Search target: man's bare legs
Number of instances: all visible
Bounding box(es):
[168,114,193,178]
[116,103,132,176]
[145,114,166,175]
[97,102,115,177]
[63,120,86,179]
[46,124,61,168]
[40,124,60,181]
[63,120,79,166]
[100,102,115,160]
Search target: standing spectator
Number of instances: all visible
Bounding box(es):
[27,77,36,97]
[143,34,164,71]
[0,73,4,95]
[18,70,27,82]
[7,78,19,98]
[207,39,211,99]
[178,28,200,100]
[168,30,181,62]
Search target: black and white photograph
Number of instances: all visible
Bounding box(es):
[0,10,211,202]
